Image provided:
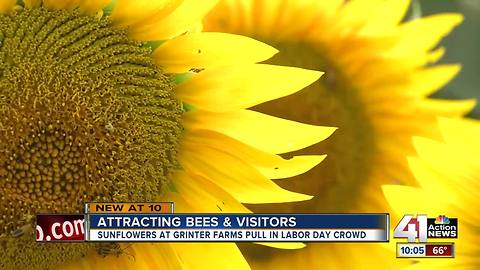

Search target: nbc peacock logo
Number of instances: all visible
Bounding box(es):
[434,215,450,225]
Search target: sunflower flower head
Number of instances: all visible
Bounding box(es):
[0,1,335,269]
[204,0,474,269]
[0,4,182,270]
[384,117,480,270]
[205,0,475,213]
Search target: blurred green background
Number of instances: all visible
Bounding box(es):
[421,0,480,117]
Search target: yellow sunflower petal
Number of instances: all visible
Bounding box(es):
[359,0,410,35]
[42,0,80,10]
[411,136,479,192]
[179,142,312,203]
[407,156,457,201]
[400,260,465,270]
[391,13,463,56]
[132,244,183,270]
[184,130,326,179]
[256,155,326,180]
[437,117,480,148]
[0,0,15,13]
[382,185,444,216]
[410,65,460,97]
[247,0,283,37]
[153,33,278,73]
[171,243,251,270]
[177,64,322,112]
[129,0,218,41]
[24,0,40,8]
[167,172,306,250]
[183,109,336,154]
[335,0,383,30]
[167,171,251,213]
[409,156,478,225]
[110,0,182,28]
[427,47,446,64]
[186,21,204,34]
[420,99,475,117]
[260,242,306,249]
[78,0,110,15]
[70,242,250,270]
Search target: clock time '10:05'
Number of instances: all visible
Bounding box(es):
[400,246,425,255]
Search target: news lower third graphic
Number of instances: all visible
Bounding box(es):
[394,214,458,258]
[35,202,389,243]
[86,213,388,242]
[34,204,460,259]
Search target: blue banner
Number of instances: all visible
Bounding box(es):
[88,214,388,229]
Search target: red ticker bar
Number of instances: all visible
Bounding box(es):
[36,214,85,242]
[425,243,454,257]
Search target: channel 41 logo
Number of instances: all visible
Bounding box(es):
[393,215,458,242]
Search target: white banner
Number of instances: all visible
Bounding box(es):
[88,229,386,242]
